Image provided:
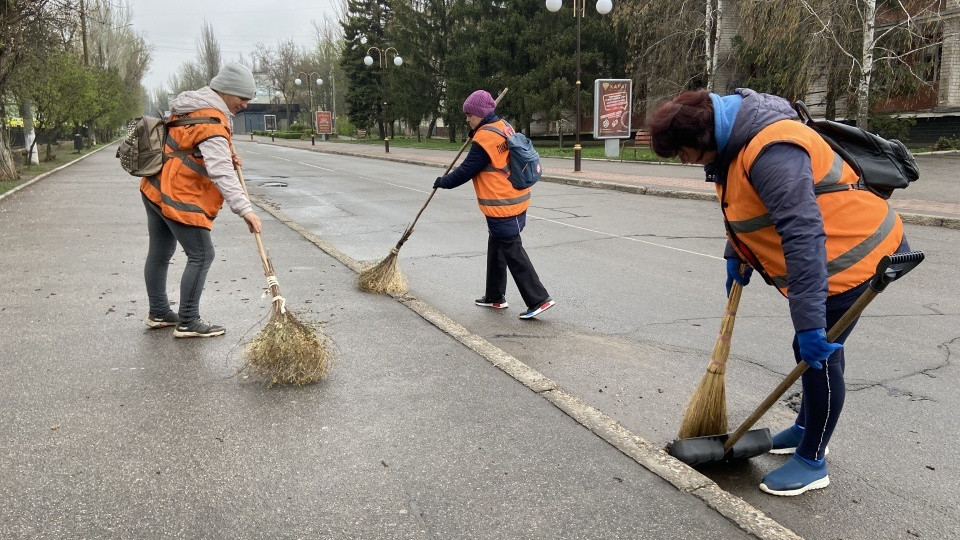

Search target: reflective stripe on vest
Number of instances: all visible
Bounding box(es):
[471,120,530,218]
[721,119,903,296]
[140,108,231,229]
[165,136,209,178]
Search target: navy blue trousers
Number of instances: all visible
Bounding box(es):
[790,239,912,461]
[790,282,863,461]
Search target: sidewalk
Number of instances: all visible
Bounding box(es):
[0,147,794,537]
[250,134,960,229]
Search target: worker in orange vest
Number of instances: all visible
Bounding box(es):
[433,90,555,319]
[140,63,262,338]
[649,88,910,496]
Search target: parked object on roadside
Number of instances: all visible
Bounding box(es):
[649,88,915,495]
[432,89,555,320]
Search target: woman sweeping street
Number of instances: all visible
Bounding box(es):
[433,89,555,320]
[648,88,911,496]
[140,63,262,338]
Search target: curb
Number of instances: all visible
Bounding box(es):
[0,143,115,203]
[543,175,960,229]
[251,195,803,540]
[250,138,960,230]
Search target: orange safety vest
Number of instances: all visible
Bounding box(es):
[471,120,531,218]
[139,108,231,229]
[718,119,904,296]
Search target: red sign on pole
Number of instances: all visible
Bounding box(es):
[592,79,632,139]
[316,111,332,135]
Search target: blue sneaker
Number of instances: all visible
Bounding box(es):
[760,454,830,496]
[769,424,828,455]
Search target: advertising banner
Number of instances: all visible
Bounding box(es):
[264,114,277,132]
[593,79,632,139]
[316,111,333,135]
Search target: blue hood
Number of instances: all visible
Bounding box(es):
[709,93,743,155]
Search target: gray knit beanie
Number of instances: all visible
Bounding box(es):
[210,63,256,100]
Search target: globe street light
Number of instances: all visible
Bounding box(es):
[362,46,403,152]
[546,0,612,172]
[294,71,323,130]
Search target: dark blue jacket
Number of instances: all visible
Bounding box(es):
[709,89,833,331]
[710,88,910,330]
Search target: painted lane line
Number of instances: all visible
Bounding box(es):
[297,161,336,172]
[531,216,723,261]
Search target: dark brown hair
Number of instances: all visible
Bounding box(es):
[647,90,716,159]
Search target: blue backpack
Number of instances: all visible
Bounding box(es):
[481,122,543,190]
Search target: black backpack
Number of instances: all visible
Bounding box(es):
[795,101,919,199]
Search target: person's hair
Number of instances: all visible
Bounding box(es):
[647,90,716,159]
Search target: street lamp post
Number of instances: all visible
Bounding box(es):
[363,45,403,153]
[546,0,612,172]
[294,72,323,132]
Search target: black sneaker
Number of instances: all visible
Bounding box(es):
[173,319,226,338]
[475,296,509,309]
[519,298,555,319]
[146,311,179,329]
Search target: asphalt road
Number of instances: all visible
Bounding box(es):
[238,140,960,540]
[0,148,763,539]
[1,141,957,539]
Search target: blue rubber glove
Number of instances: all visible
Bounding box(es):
[433,177,443,189]
[796,328,843,370]
[725,258,753,296]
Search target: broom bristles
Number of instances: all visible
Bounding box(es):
[357,249,407,294]
[245,310,333,387]
[677,361,729,439]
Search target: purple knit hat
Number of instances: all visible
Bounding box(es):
[463,90,496,117]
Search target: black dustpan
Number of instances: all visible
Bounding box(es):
[670,251,924,467]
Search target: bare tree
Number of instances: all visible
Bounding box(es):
[797,0,947,128]
[617,0,707,110]
[311,17,344,123]
[254,40,307,127]
[197,20,222,82]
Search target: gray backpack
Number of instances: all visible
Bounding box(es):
[116,114,220,177]
[480,122,543,190]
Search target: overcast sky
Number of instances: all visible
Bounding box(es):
[126,0,341,92]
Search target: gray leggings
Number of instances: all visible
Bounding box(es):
[142,194,215,322]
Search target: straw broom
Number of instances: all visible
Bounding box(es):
[232,145,333,386]
[357,87,510,294]
[676,276,744,439]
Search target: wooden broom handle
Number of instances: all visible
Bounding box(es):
[394,88,509,249]
[228,141,276,294]
[723,286,880,451]
[710,277,743,369]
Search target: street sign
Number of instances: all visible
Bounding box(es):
[316,111,332,135]
[593,79,632,139]
[264,114,277,132]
